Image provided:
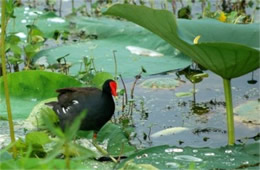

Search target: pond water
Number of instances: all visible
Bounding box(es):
[0,1,259,168]
[0,69,258,149]
[120,69,259,148]
[1,0,259,148]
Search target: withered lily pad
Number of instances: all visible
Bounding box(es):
[26,98,58,128]
[234,100,260,125]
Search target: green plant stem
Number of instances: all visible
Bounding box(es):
[72,0,75,13]
[92,140,117,163]
[192,83,196,104]
[59,0,62,17]
[113,50,118,80]
[223,78,235,145]
[1,0,17,158]
[64,143,70,170]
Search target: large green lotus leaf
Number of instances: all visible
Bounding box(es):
[116,143,260,169]
[177,19,259,48]
[5,7,69,38]
[33,17,191,78]
[104,4,260,79]
[0,71,82,119]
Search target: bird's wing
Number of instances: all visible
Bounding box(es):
[56,87,98,95]
[56,87,100,107]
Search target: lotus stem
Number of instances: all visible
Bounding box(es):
[1,0,17,158]
[223,78,235,145]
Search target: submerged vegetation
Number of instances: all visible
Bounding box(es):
[0,0,259,169]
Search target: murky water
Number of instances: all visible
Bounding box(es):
[1,0,259,151]
[121,69,259,148]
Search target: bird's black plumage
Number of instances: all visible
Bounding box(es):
[46,79,117,132]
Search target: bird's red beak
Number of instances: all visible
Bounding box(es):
[109,81,117,97]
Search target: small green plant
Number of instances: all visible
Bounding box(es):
[41,109,94,169]
[176,63,209,114]
[202,0,258,23]
[5,34,23,72]
[24,24,45,69]
[45,0,56,12]
[1,0,17,158]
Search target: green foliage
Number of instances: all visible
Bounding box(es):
[0,71,82,119]
[0,70,82,98]
[76,56,97,83]
[97,123,136,156]
[33,17,191,78]
[0,158,87,169]
[119,160,158,170]
[25,131,51,146]
[5,7,69,38]
[104,4,260,79]
[116,144,260,169]
[0,2,259,169]
[27,101,58,128]
[6,131,52,158]
[5,0,15,19]
[39,110,97,169]
[92,72,114,89]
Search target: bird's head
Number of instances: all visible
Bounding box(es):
[103,79,117,97]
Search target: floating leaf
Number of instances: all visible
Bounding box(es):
[234,100,260,125]
[26,98,58,127]
[92,72,114,89]
[151,127,190,138]
[116,144,260,169]
[140,78,182,89]
[126,46,163,57]
[0,71,82,119]
[120,160,158,170]
[5,7,69,38]
[34,17,191,78]
[175,92,193,97]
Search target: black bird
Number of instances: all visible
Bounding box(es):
[46,79,117,138]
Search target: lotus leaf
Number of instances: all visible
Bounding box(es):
[33,17,191,78]
[5,7,69,38]
[104,4,260,79]
[104,4,260,145]
[0,71,82,119]
[116,144,260,169]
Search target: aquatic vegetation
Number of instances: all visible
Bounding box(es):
[105,3,260,145]
[0,0,259,169]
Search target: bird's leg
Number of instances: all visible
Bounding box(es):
[93,132,97,141]
[92,132,118,163]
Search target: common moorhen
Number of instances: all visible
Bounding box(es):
[46,79,117,138]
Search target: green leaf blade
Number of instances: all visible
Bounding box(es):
[105,4,260,79]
